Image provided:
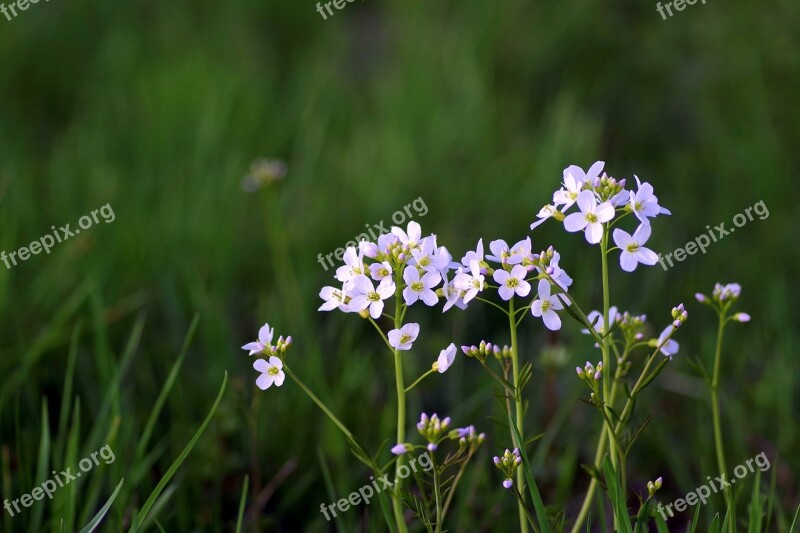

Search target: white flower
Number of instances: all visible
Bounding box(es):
[391,221,422,248]
[318,286,349,312]
[563,190,615,244]
[348,275,395,319]
[657,326,679,358]
[553,161,604,212]
[531,279,563,331]
[241,323,275,355]
[335,246,365,283]
[435,343,457,373]
[453,260,485,303]
[630,175,671,223]
[388,323,420,351]
[613,224,659,272]
[253,356,285,390]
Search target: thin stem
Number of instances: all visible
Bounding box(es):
[711,314,732,529]
[513,486,539,531]
[433,458,443,533]
[368,317,394,352]
[441,451,473,520]
[284,365,358,444]
[508,299,529,533]
[476,296,509,315]
[405,369,435,393]
[392,290,409,533]
[600,227,616,471]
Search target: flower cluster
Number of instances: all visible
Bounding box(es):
[696,282,750,322]
[241,323,293,390]
[392,413,485,455]
[493,448,522,489]
[647,476,663,497]
[531,162,669,270]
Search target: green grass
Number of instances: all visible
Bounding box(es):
[1,0,798,530]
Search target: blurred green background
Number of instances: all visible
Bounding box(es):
[1,0,798,530]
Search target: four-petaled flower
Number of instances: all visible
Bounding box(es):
[402,267,441,306]
[657,326,679,358]
[453,260,485,303]
[241,323,274,355]
[613,224,659,272]
[349,275,395,319]
[564,190,615,244]
[493,265,532,301]
[389,323,420,351]
[253,356,285,390]
[630,175,671,223]
[531,279,564,330]
[554,161,604,211]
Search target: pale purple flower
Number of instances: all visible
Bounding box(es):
[461,238,485,269]
[441,272,468,312]
[502,479,513,489]
[613,224,659,272]
[530,204,557,230]
[715,283,742,301]
[583,306,620,335]
[486,239,511,264]
[241,323,274,355]
[348,275,395,319]
[403,266,441,306]
[388,323,420,351]
[630,175,671,223]
[436,343,457,373]
[335,246,365,283]
[391,221,422,248]
[253,356,285,390]
[493,265,532,300]
[657,326,679,358]
[733,312,751,323]
[547,250,573,291]
[411,237,450,272]
[369,261,393,281]
[554,161,604,211]
[563,190,615,244]
[318,286,348,312]
[531,279,563,330]
[453,260,485,303]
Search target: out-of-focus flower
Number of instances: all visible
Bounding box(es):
[241,159,287,192]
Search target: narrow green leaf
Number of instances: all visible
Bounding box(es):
[78,478,124,533]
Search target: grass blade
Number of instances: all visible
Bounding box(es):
[78,478,124,533]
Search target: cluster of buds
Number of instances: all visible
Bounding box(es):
[670,304,688,328]
[450,425,486,452]
[417,413,451,445]
[576,361,603,382]
[241,158,287,192]
[712,282,741,303]
[696,283,750,322]
[493,448,522,489]
[591,173,627,202]
[647,476,663,497]
[461,341,502,363]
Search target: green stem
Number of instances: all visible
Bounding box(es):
[508,299,529,533]
[405,369,435,393]
[711,315,732,528]
[433,458,443,533]
[600,228,616,472]
[392,292,409,533]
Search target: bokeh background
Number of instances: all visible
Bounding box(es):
[1,0,798,530]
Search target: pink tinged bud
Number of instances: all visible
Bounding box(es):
[427,443,438,452]
[594,371,602,381]
[734,312,751,322]
[391,444,409,455]
[545,266,554,275]
[677,303,685,312]
[503,479,513,489]
[635,332,643,340]
[461,345,470,354]
[618,178,626,188]
[672,320,681,328]
[576,367,583,376]
[695,293,707,303]
[494,456,501,465]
